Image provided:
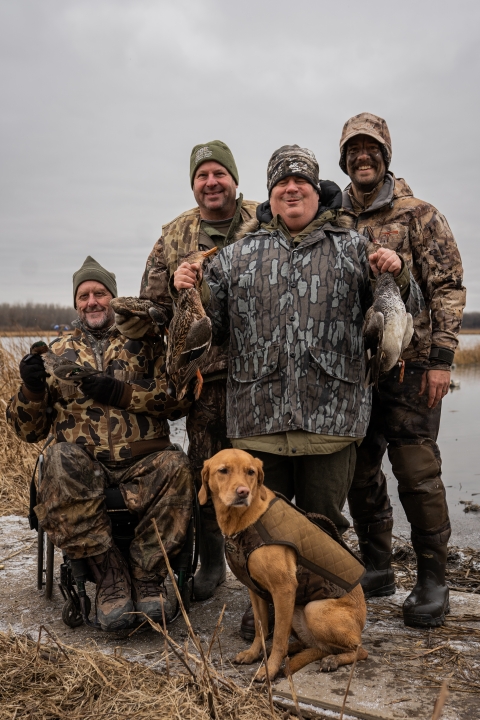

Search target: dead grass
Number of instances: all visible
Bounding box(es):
[0,627,283,720]
[455,342,480,365]
[0,338,40,517]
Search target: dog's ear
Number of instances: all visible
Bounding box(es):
[254,457,264,486]
[198,461,210,505]
[253,457,267,500]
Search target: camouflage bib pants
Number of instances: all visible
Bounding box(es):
[347,364,450,540]
[34,442,193,579]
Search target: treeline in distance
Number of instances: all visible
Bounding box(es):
[0,303,77,330]
[0,303,480,331]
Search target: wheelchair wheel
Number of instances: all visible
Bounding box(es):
[62,596,91,628]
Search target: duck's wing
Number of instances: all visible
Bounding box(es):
[400,313,414,354]
[168,316,212,371]
[363,309,384,388]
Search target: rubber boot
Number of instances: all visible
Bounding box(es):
[193,503,226,601]
[240,603,275,642]
[355,520,396,598]
[87,544,135,631]
[403,527,451,629]
[132,575,174,624]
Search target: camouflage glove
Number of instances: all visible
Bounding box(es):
[81,375,126,407]
[114,313,152,339]
[19,354,47,394]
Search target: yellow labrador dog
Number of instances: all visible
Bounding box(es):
[199,448,368,681]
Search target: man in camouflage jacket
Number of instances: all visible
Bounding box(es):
[339,113,466,628]
[114,141,258,601]
[174,144,422,637]
[7,256,193,631]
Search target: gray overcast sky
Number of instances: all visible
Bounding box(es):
[1,0,479,309]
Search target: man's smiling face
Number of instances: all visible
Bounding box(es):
[193,160,238,220]
[76,281,115,330]
[346,134,386,192]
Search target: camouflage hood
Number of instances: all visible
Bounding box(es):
[7,325,190,462]
[339,112,392,174]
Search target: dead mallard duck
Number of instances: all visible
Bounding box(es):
[110,297,167,330]
[166,246,218,401]
[28,341,101,382]
[363,272,414,388]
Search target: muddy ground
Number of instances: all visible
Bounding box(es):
[1,513,479,720]
[1,420,479,718]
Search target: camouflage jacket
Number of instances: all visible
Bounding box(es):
[7,322,190,462]
[203,215,423,440]
[343,174,466,366]
[139,195,258,376]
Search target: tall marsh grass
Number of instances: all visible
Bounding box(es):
[0,338,39,516]
[455,342,480,365]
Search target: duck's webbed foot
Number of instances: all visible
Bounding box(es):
[194,368,204,400]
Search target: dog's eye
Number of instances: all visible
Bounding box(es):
[218,467,228,474]
[246,468,255,475]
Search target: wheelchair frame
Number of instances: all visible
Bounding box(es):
[32,449,201,628]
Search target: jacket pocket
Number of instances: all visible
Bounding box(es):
[308,347,362,384]
[230,345,280,384]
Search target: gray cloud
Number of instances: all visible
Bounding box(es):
[1,0,479,308]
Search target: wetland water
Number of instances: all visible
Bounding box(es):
[2,334,479,546]
[380,363,480,547]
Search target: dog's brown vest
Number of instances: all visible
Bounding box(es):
[224,496,365,605]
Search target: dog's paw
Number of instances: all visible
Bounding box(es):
[320,655,339,672]
[234,649,260,665]
[254,666,267,683]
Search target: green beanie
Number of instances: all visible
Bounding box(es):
[190,140,239,187]
[73,256,118,307]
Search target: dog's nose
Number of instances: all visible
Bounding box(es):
[236,486,250,499]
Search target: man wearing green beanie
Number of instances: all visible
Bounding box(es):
[8,256,193,632]
[115,141,258,603]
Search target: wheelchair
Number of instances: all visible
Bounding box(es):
[30,447,200,629]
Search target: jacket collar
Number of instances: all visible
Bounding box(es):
[342,173,413,215]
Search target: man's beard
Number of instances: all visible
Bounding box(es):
[79,307,114,331]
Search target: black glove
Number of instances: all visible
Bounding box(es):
[19,354,47,394]
[80,375,126,407]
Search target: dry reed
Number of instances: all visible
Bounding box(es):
[0,628,283,720]
[454,342,480,365]
[0,338,40,516]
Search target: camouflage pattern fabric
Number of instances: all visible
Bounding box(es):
[203,219,423,441]
[186,378,231,486]
[34,442,193,578]
[348,364,450,535]
[342,174,466,365]
[139,196,258,377]
[266,145,320,194]
[7,322,190,462]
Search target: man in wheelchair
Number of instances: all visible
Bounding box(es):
[7,256,193,631]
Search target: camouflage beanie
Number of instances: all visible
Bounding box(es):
[190,140,239,187]
[267,145,320,195]
[339,112,392,174]
[73,256,117,307]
